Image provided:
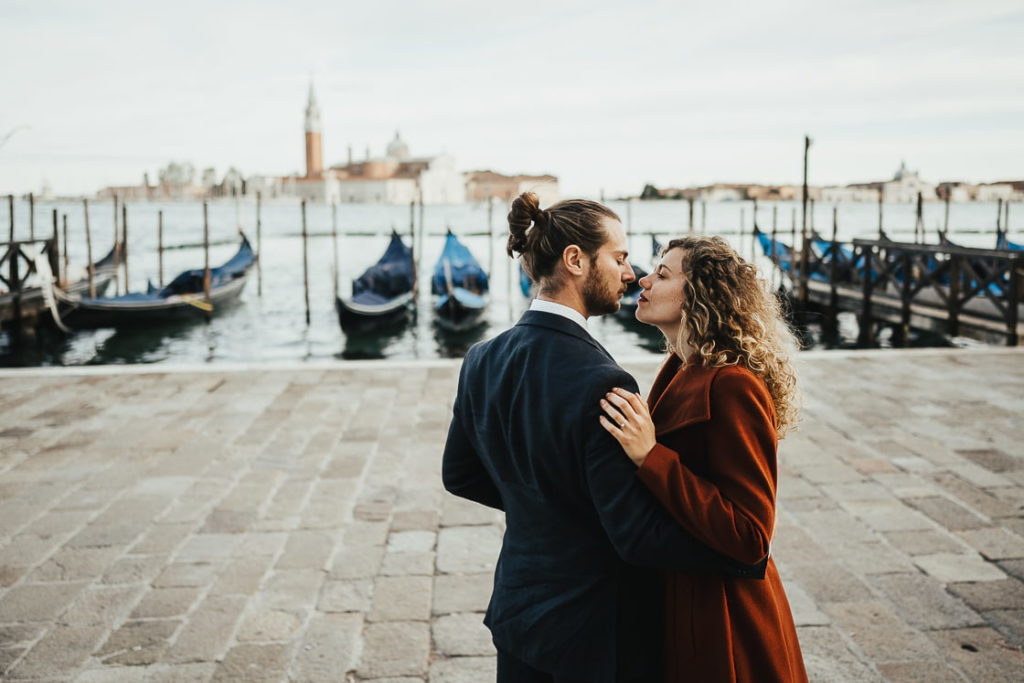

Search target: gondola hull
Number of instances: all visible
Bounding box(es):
[56,236,254,329]
[336,291,415,332]
[434,288,487,332]
[61,273,249,329]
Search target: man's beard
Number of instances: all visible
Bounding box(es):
[582,266,622,317]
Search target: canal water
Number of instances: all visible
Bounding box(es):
[0,198,1015,366]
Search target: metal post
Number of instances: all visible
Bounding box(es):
[83,199,95,297]
[301,199,310,326]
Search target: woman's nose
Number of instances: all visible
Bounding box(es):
[638,274,651,289]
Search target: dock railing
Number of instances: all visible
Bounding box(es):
[844,238,1023,345]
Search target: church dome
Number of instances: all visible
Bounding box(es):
[386,131,410,160]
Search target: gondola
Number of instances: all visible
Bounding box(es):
[336,231,416,332]
[432,231,489,331]
[754,227,803,278]
[54,234,255,329]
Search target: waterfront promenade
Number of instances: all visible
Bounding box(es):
[0,348,1022,681]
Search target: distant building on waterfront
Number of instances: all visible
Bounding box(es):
[273,84,466,204]
[464,170,559,206]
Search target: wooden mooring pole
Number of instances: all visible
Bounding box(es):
[943,193,951,235]
[28,192,34,241]
[687,197,695,235]
[829,206,839,317]
[83,199,95,298]
[51,209,59,283]
[61,214,69,286]
[332,201,340,301]
[799,135,811,306]
[121,202,129,292]
[701,201,706,234]
[256,192,263,297]
[488,198,495,279]
[877,187,884,238]
[202,201,211,319]
[914,192,924,244]
[300,199,310,326]
[7,194,13,243]
[112,195,120,296]
[157,210,164,288]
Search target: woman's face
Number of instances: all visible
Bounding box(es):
[636,247,686,337]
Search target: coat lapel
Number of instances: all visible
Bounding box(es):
[648,355,721,436]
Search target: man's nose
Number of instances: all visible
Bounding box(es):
[623,264,636,283]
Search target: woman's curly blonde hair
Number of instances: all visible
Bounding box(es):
[664,236,800,437]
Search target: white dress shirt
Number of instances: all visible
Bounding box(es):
[529,298,589,333]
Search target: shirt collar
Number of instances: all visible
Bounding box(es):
[529,298,588,332]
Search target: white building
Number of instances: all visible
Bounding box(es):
[881,161,936,202]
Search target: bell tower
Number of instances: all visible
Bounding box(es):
[304,82,323,179]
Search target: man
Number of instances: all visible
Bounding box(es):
[443,193,764,683]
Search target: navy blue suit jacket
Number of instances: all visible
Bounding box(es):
[442,310,765,682]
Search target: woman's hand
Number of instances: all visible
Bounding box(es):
[599,387,657,467]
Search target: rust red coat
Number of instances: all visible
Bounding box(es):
[635,355,808,682]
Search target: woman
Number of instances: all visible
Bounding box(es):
[598,236,807,682]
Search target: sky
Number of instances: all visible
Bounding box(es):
[1,0,1022,197]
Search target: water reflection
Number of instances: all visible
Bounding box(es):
[339,313,416,360]
[433,320,488,358]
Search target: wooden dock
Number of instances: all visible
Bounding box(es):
[0,348,1022,680]
[771,233,1024,346]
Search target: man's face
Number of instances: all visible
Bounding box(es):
[582,217,634,317]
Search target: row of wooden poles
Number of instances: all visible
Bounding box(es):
[6,174,1017,326]
[4,193,263,313]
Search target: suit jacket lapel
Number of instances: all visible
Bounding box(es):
[516,310,614,362]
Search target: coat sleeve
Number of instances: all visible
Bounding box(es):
[635,370,776,565]
[441,359,504,511]
[582,370,764,578]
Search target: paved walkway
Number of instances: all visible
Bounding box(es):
[0,348,1022,682]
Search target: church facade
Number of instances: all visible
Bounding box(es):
[274,84,466,205]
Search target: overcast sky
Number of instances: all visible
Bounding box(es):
[1,0,1021,197]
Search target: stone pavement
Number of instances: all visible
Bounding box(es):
[0,347,1021,682]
